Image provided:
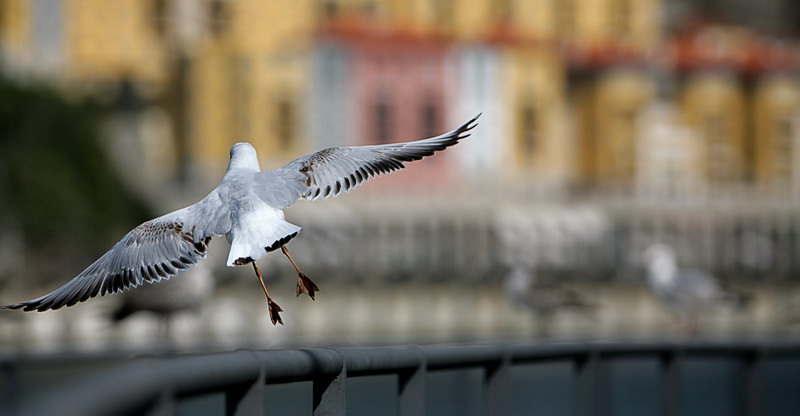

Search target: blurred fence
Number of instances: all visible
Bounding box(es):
[287,194,800,282]
[3,193,800,352]
[4,341,800,416]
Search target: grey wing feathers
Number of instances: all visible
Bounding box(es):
[1,197,229,312]
[253,170,309,208]
[270,114,480,203]
[676,269,721,300]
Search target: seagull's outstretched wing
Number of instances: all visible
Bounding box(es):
[256,114,480,207]
[2,193,231,312]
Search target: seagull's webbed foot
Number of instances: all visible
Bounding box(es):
[252,262,284,326]
[267,297,284,325]
[296,273,320,300]
[281,246,320,300]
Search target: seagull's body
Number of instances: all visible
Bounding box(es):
[642,243,747,334]
[643,244,722,313]
[504,266,596,337]
[3,115,480,324]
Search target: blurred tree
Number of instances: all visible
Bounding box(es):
[0,75,150,283]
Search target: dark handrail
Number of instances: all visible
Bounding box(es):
[6,341,800,416]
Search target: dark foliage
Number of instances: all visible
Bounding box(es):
[0,76,150,252]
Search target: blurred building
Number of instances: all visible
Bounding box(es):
[1,0,800,280]
[1,0,798,197]
[3,1,800,350]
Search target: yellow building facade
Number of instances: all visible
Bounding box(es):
[182,0,316,174]
[592,70,656,185]
[501,45,571,181]
[752,75,800,188]
[680,72,748,185]
[0,0,168,84]
[2,0,799,195]
[0,0,32,70]
[66,0,167,85]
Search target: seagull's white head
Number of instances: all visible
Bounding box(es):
[642,244,676,265]
[504,267,534,294]
[227,142,261,172]
[642,244,677,286]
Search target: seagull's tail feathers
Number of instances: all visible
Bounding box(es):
[227,210,301,267]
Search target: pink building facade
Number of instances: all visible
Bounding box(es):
[312,25,459,193]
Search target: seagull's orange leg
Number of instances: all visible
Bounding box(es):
[252,262,283,325]
[281,246,319,300]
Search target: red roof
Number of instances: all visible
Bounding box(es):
[669,24,800,75]
[316,17,800,75]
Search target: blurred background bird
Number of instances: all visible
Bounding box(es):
[642,244,751,336]
[503,265,597,338]
[108,261,214,338]
[0,0,798,352]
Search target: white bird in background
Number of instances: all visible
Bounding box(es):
[642,243,748,334]
[504,266,597,338]
[2,115,480,325]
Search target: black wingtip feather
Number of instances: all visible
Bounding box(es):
[162,262,177,275]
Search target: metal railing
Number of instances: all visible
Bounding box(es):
[5,341,800,416]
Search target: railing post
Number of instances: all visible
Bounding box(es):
[313,350,346,416]
[483,349,511,416]
[575,350,602,416]
[1,356,19,414]
[144,384,175,416]
[661,348,682,416]
[128,358,174,416]
[398,347,427,416]
[742,349,765,416]
[226,351,265,416]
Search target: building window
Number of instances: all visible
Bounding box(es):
[319,0,339,21]
[209,0,230,38]
[556,0,574,36]
[421,99,439,138]
[375,99,393,144]
[492,0,513,23]
[275,97,296,151]
[151,0,168,37]
[0,0,5,33]
[773,117,794,182]
[609,0,632,39]
[363,1,382,19]
[32,0,65,73]
[612,109,637,180]
[433,0,455,32]
[518,101,538,162]
[705,115,733,183]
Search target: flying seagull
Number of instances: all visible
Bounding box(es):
[2,114,480,325]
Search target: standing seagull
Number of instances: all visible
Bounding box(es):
[2,114,480,325]
[642,243,747,334]
[504,266,597,338]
